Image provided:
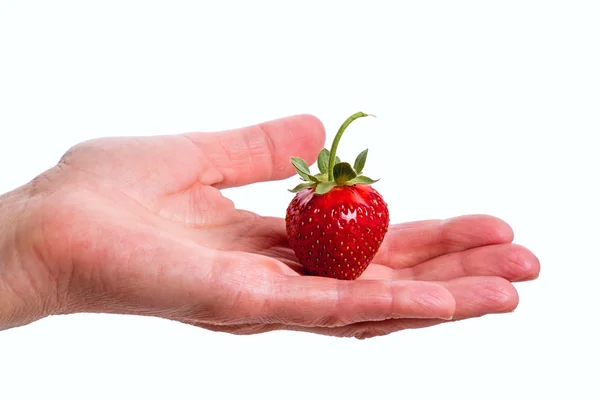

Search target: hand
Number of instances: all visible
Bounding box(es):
[0,114,539,338]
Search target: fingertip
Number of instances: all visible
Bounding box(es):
[492,278,520,313]
[259,113,326,179]
[290,113,326,142]
[442,276,521,320]
[521,245,541,281]
[444,214,515,247]
[475,276,520,313]
[286,114,326,164]
[504,243,541,282]
[489,216,515,243]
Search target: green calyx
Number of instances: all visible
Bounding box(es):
[288,112,379,194]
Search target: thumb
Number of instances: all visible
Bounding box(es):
[184,114,325,189]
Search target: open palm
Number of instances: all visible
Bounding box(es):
[21,114,538,339]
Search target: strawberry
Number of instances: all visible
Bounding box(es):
[285,112,390,280]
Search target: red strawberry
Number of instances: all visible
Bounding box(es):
[285,112,390,280]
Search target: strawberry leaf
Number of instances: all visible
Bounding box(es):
[317,149,330,174]
[297,170,315,181]
[288,182,315,193]
[291,157,311,175]
[290,156,318,182]
[353,149,368,174]
[348,175,379,185]
[315,181,336,195]
[335,156,341,164]
[333,162,357,185]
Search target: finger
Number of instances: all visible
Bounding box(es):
[261,275,456,327]
[392,243,540,282]
[442,276,519,317]
[184,114,325,189]
[373,214,514,269]
[282,276,519,339]
[185,276,519,338]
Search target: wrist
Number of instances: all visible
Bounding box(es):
[0,184,59,330]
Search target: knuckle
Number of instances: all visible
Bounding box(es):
[58,138,104,166]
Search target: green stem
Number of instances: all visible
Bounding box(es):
[327,112,374,181]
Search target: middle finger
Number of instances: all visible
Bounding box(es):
[361,243,539,282]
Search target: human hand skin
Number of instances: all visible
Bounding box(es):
[0,115,540,339]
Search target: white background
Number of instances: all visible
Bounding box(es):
[1,1,599,399]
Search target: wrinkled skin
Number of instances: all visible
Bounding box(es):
[0,114,540,339]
